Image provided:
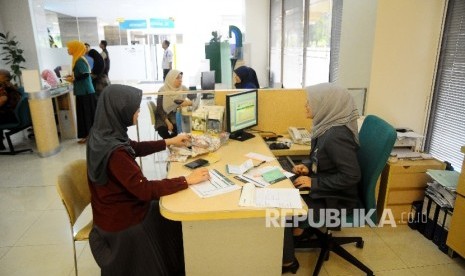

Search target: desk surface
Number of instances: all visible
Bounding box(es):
[160,135,307,221]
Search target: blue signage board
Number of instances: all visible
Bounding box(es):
[119,20,147,29]
[150,18,175,28]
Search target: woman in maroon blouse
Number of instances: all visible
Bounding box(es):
[86,84,209,275]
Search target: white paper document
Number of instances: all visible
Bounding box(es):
[226,159,254,175]
[239,183,302,209]
[245,152,275,162]
[190,169,240,198]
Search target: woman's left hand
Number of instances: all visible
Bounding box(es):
[166,134,191,147]
[293,176,311,189]
[180,99,192,107]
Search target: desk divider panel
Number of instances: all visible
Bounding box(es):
[214,89,312,135]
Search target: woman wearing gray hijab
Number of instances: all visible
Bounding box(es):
[86,84,209,276]
[282,83,361,274]
[155,69,192,138]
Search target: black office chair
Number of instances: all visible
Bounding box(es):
[298,115,396,276]
[0,96,34,155]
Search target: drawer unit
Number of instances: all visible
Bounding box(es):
[377,159,445,224]
[447,146,465,258]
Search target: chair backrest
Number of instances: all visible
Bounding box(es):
[357,115,396,224]
[147,101,156,126]
[14,97,32,127]
[56,159,91,226]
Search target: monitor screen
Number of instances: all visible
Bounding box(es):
[226,89,258,141]
[201,71,215,90]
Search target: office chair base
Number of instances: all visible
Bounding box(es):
[312,230,374,276]
[0,131,33,155]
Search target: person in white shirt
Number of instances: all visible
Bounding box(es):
[161,40,173,81]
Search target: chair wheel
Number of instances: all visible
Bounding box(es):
[356,240,364,248]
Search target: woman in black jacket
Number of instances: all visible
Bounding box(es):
[282,83,361,274]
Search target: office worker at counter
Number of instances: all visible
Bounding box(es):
[86,84,209,276]
[233,65,260,89]
[282,83,361,274]
[65,40,97,144]
[155,69,191,139]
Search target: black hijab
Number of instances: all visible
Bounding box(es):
[87,84,143,185]
[88,49,105,75]
[234,66,260,89]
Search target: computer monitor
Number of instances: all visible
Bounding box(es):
[226,89,258,141]
[201,71,215,91]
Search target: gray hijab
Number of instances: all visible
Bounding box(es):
[306,83,359,145]
[87,84,143,185]
[160,69,187,113]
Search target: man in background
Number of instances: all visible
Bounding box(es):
[99,40,110,77]
[84,43,94,70]
[162,40,173,81]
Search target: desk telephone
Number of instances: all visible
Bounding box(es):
[288,127,311,145]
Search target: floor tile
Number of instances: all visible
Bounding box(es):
[16,210,71,246]
[0,186,58,211]
[75,242,100,276]
[409,263,465,276]
[0,244,74,276]
[0,247,11,260]
[375,225,455,267]
[0,210,41,247]
[374,268,416,276]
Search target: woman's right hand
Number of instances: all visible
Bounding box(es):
[292,164,309,175]
[185,168,210,185]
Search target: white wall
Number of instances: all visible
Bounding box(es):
[244,0,269,88]
[367,0,446,134]
[0,0,40,73]
[337,0,378,90]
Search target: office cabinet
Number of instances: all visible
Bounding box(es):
[447,146,465,258]
[377,159,445,224]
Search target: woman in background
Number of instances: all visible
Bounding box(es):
[88,48,110,98]
[65,40,97,144]
[282,83,361,274]
[155,69,191,139]
[233,66,260,89]
[87,84,210,275]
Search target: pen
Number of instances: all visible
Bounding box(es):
[254,160,266,168]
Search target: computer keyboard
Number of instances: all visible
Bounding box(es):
[278,156,295,173]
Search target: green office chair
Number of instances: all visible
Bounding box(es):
[0,94,34,155]
[299,115,397,276]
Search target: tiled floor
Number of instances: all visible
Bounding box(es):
[1,95,465,275]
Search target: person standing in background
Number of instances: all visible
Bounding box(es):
[84,43,94,70]
[65,40,97,144]
[161,40,173,81]
[88,49,110,98]
[99,40,110,76]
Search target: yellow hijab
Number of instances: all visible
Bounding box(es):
[66,40,87,69]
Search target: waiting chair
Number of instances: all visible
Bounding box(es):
[0,96,33,155]
[56,159,93,276]
[300,115,397,276]
[147,100,161,141]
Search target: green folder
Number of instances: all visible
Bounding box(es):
[262,168,287,184]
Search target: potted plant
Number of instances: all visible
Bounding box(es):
[0,32,26,86]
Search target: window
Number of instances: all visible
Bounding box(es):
[425,0,465,172]
[269,0,342,88]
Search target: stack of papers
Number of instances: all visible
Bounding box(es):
[239,183,302,209]
[425,169,459,209]
[190,169,240,198]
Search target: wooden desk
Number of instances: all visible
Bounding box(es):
[160,135,307,275]
[27,87,76,157]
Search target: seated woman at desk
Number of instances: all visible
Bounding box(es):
[0,69,22,151]
[233,65,260,89]
[87,84,210,275]
[155,69,191,139]
[282,83,361,274]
